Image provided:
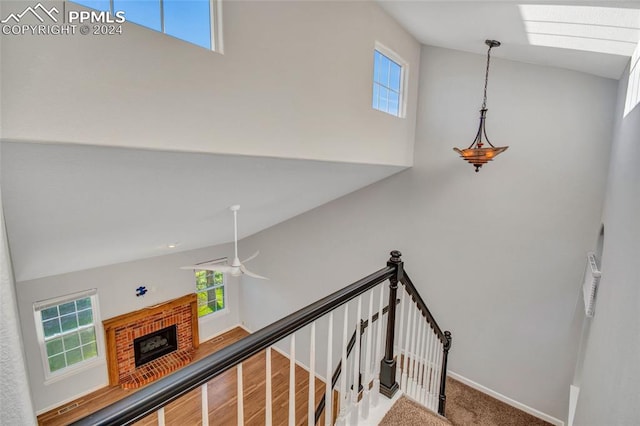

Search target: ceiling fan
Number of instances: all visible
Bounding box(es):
[181,205,268,280]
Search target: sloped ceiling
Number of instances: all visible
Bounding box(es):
[377,0,640,79]
[1,142,404,281]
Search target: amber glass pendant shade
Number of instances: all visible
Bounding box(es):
[454,40,508,172]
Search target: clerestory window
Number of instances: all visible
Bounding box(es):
[70,0,222,51]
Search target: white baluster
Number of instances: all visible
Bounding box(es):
[411,316,424,398]
[157,407,165,426]
[407,305,418,394]
[289,334,296,426]
[237,363,244,425]
[395,290,407,382]
[266,347,273,426]
[201,383,209,426]
[349,296,362,425]
[417,322,428,403]
[336,304,349,426]
[361,291,375,419]
[425,328,435,410]
[421,327,433,407]
[401,302,413,390]
[308,322,316,426]
[431,332,440,411]
[434,337,443,411]
[371,284,385,408]
[325,312,334,426]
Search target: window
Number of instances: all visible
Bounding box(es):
[372,44,407,117]
[70,0,222,51]
[624,40,639,117]
[195,269,225,317]
[34,290,101,379]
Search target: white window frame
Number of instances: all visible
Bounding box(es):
[194,258,228,321]
[69,0,224,52]
[33,289,105,384]
[373,41,409,118]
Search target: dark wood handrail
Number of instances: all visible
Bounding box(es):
[72,266,395,426]
[401,271,447,344]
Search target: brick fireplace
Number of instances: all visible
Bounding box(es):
[103,294,199,389]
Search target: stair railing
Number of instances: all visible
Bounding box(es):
[313,299,399,424]
[393,269,452,415]
[71,250,451,426]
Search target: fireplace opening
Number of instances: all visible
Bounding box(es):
[134,325,178,367]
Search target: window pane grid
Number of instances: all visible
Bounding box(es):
[195,269,225,317]
[71,0,214,50]
[38,295,98,374]
[372,49,403,117]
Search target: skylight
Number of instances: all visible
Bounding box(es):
[518,5,640,57]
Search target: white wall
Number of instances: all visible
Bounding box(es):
[1,165,37,424]
[0,0,419,167]
[573,55,640,425]
[238,45,616,422]
[16,242,240,413]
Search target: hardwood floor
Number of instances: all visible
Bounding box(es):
[38,327,330,426]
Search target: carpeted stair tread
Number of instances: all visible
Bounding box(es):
[379,396,452,426]
[378,378,553,426]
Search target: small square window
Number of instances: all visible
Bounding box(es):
[372,46,406,117]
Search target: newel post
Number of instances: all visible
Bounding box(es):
[438,331,452,416]
[379,250,403,398]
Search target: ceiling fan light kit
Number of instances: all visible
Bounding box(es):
[453,39,509,172]
[180,205,268,280]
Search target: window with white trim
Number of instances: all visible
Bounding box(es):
[195,269,226,317]
[70,0,222,51]
[34,290,101,379]
[372,44,407,117]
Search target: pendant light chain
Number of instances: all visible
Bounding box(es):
[482,44,493,110]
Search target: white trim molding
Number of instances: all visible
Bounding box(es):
[448,371,564,426]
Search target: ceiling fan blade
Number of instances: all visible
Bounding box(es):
[180,264,235,273]
[241,250,260,264]
[240,264,269,280]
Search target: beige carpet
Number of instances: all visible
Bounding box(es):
[379,396,452,426]
[379,378,552,426]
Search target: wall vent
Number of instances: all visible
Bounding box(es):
[582,252,601,317]
[57,401,80,414]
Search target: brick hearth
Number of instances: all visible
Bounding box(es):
[102,294,199,388]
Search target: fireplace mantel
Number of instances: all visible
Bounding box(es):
[103,294,199,387]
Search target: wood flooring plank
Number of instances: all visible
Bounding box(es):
[38,327,331,426]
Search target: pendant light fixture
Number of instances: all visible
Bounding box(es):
[454,40,508,172]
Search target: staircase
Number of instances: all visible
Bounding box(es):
[71,251,451,425]
[380,396,451,425]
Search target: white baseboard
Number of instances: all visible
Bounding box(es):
[568,385,580,426]
[447,371,564,426]
[199,322,246,343]
[36,382,108,415]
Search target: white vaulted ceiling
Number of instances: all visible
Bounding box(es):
[1,142,404,281]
